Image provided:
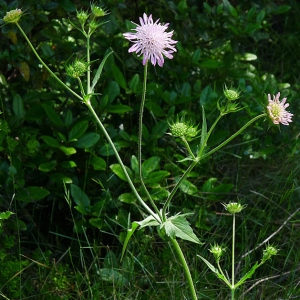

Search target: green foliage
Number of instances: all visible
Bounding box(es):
[0,0,300,299]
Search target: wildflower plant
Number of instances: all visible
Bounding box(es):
[3,6,293,300]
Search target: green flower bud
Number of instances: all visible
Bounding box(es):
[91,3,108,17]
[223,84,241,101]
[3,9,23,24]
[76,10,89,25]
[169,122,188,137]
[66,59,88,78]
[209,243,225,261]
[222,202,246,214]
[262,244,279,262]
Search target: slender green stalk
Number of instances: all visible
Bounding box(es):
[182,137,196,160]
[16,21,158,223]
[16,23,83,102]
[138,62,161,218]
[201,113,267,161]
[163,114,223,218]
[231,213,236,300]
[86,34,91,95]
[170,238,198,300]
[85,101,159,221]
[198,113,223,158]
[162,159,198,219]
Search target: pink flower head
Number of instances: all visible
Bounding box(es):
[267,92,293,125]
[123,13,177,67]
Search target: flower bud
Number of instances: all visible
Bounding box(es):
[223,85,241,101]
[66,59,88,78]
[262,244,279,262]
[209,243,225,261]
[222,202,246,214]
[3,9,23,24]
[91,3,108,17]
[169,122,188,137]
[76,10,89,25]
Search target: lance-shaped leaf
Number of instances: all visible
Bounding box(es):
[121,214,161,261]
[162,214,202,244]
[197,255,231,287]
[198,106,207,156]
[91,51,113,93]
[235,261,260,289]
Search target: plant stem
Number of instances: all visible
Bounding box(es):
[84,101,159,221]
[201,113,267,160]
[170,238,198,300]
[231,213,236,300]
[162,159,198,219]
[86,34,91,94]
[16,23,83,102]
[138,62,161,218]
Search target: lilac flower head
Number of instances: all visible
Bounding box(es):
[267,92,293,125]
[123,13,177,67]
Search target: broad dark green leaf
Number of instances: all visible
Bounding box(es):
[90,155,106,170]
[15,186,50,202]
[68,120,89,141]
[70,184,90,210]
[42,103,64,127]
[163,215,201,244]
[75,132,100,148]
[142,156,160,177]
[106,104,132,114]
[13,94,25,118]
[110,164,132,182]
[41,135,60,148]
[38,160,57,172]
[112,65,126,89]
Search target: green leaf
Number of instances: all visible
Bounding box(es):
[144,171,170,185]
[199,59,222,69]
[163,215,201,244]
[119,193,136,204]
[197,255,219,274]
[175,177,199,195]
[129,74,140,92]
[112,65,126,89]
[202,177,217,193]
[90,155,106,170]
[89,217,104,229]
[197,255,231,286]
[199,105,207,154]
[38,160,57,172]
[41,135,60,148]
[110,164,132,182]
[75,132,100,148]
[42,103,64,127]
[59,146,77,155]
[136,214,161,228]
[15,186,50,202]
[130,155,139,176]
[235,262,260,288]
[0,211,14,220]
[145,101,165,117]
[106,104,132,114]
[68,120,89,141]
[142,156,161,177]
[121,221,139,260]
[70,184,90,212]
[91,51,113,93]
[107,81,120,103]
[13,94,25,118]
[99,268,127,286]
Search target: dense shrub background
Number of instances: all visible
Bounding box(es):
[1,0,299,299]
